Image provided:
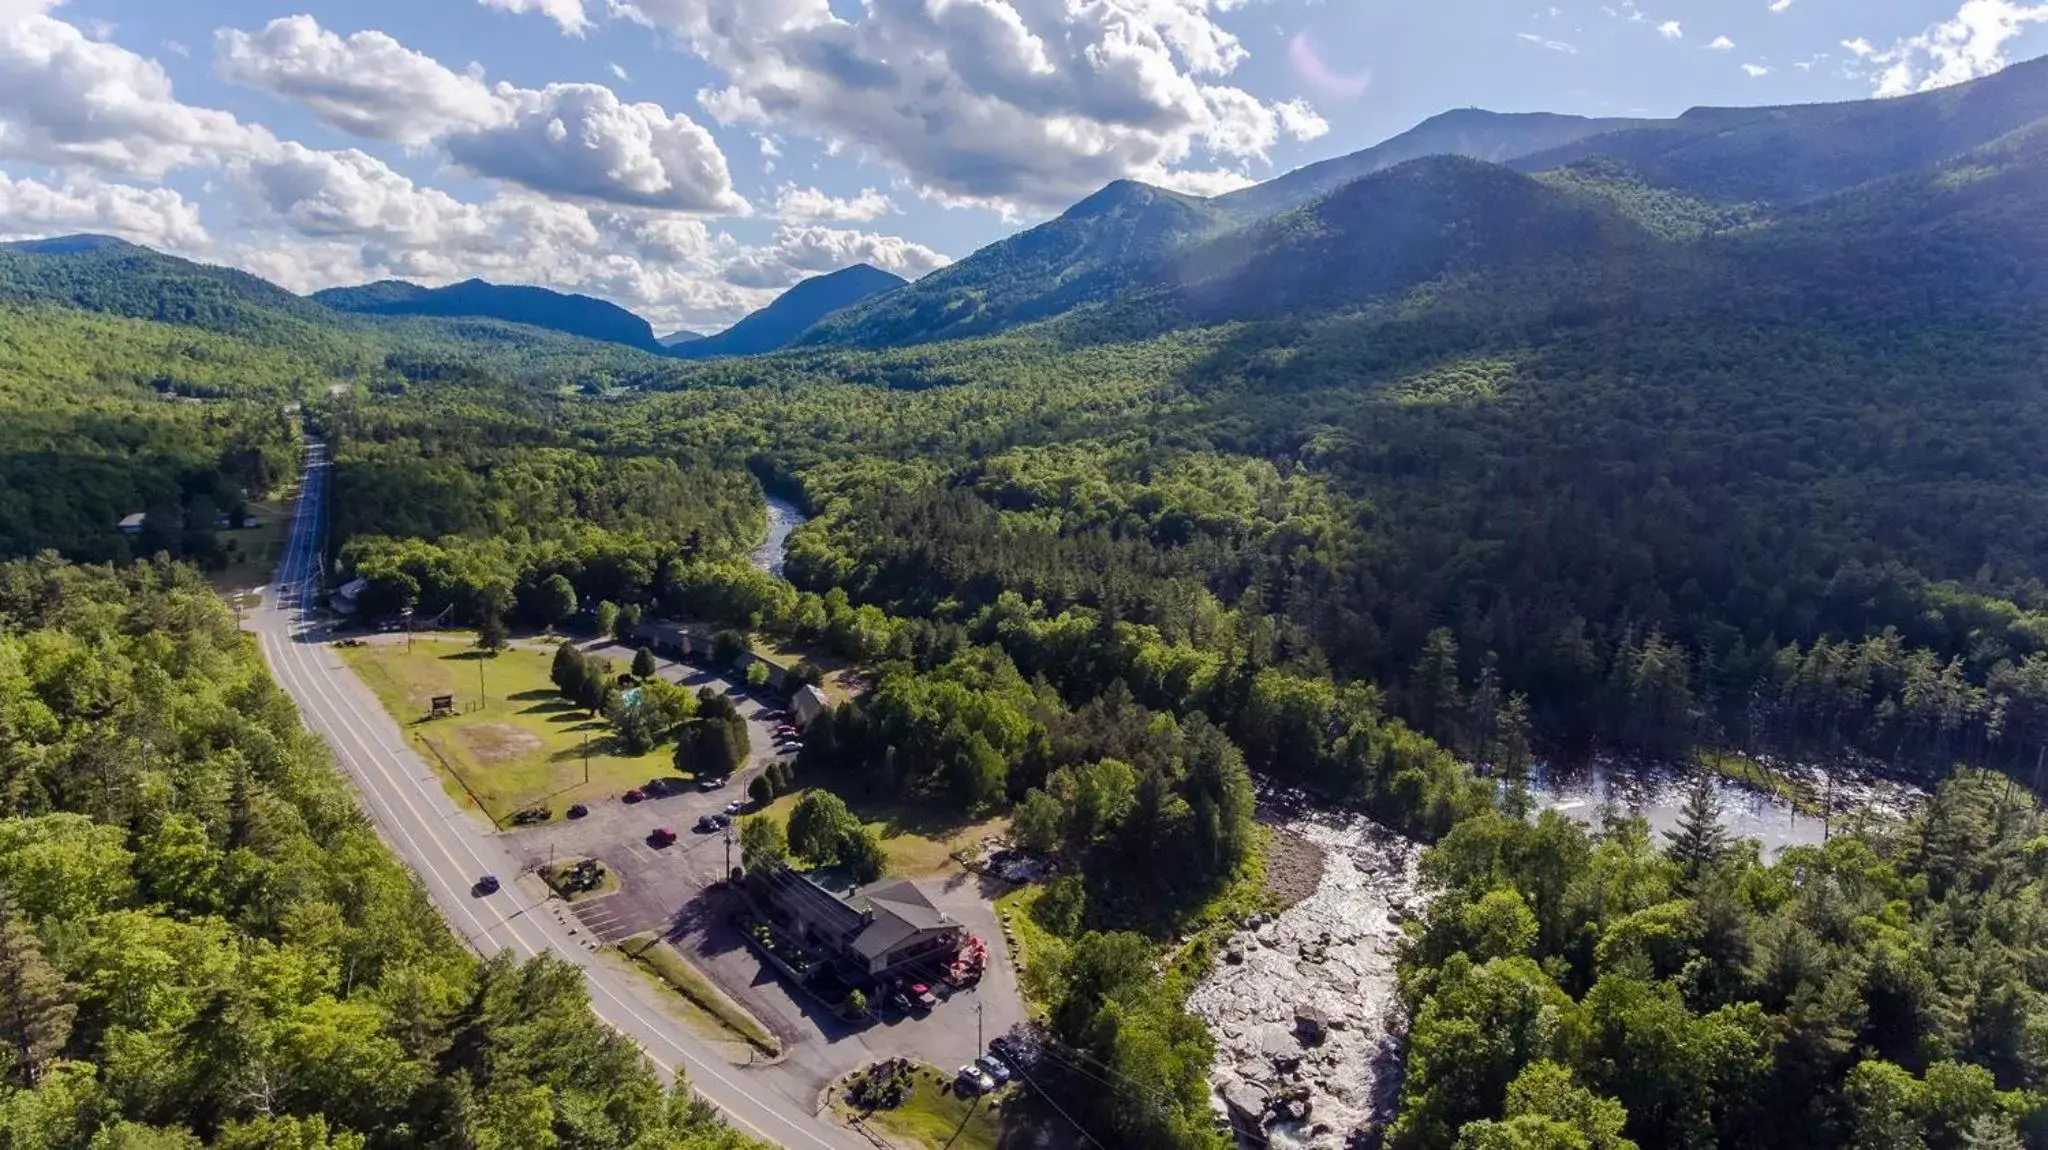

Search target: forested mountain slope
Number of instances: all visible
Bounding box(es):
[671,264,904,359]
[0,237,338,344]
[798,180,1229,348]
[314,278,664,352]
[1511,53,2048,205]
[1213,108,1647,221]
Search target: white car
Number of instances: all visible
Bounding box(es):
[955,1065,995,1095]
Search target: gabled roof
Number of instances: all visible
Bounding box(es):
[850,880,958,960]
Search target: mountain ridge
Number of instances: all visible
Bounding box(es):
[672,263,907,359]
[314,278,662,351]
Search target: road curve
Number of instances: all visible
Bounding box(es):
[248,441,862,1150]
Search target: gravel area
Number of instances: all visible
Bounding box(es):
[1190,796,1426,1149]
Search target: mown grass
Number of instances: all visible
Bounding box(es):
[754,787,1007,879]
[842,1063,1002,1150]
[339,636,684,823]
[210,496,293,601]
[615,932,780,1056]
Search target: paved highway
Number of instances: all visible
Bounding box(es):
[248,441,863,1150]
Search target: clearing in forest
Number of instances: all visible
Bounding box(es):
[339,636,685,824]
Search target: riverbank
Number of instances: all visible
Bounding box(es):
[1188,792,1424,1148]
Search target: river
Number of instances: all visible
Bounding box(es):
[1190,762,1926,1147]
[751,494,807,578]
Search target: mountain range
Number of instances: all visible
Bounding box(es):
[4,55,2046,370]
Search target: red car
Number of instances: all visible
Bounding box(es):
[648,826,677,847]
[622,789,645,804]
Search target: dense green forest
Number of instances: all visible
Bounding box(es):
[0,556,759,1149]
[6,54,2048,1149]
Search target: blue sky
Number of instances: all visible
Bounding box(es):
[0,0,2041,331]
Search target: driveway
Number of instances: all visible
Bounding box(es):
[498,652,1030,1096]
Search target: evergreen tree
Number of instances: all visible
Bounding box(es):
[1415,627,1465,751]
[632,646,658,680]
[0,888,74,1086]
[1665,774,1731,884]
[475,614,509,655]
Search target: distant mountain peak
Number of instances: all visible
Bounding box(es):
[667,264,908,360]
[312,278,659,351]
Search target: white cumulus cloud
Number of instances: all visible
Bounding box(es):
[0,13,269,177]
[477,0,590,36]
[1849,0,2048,97]
[0,170,209,250]
[1708,35,1736,50]
[721,223,949,288]
[1658,20,1683,39]
[1742,62,1772,76]
[444,83,748,213]
[774,184,895,222]
[626,0,1322,212]
[214,16,508,145]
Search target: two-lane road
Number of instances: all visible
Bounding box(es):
[248,441,862,1149]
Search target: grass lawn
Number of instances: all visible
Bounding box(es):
[747,634,865,706]
[994,885,1067,1014]
[753,788,1006,879]
[615,933,780,1056]
[338,636,688,824]
[840,1063,1003,1150]
[209,497,294,601]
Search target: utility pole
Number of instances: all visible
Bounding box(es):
[976,998,984,1051]
[478,655,486,713]
[581,728,590,784]
[724,825,734,881]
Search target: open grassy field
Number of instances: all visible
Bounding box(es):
[615,932,780,1056]
[839,1063,1002,1150]
[338,636,686,824]
[209,496,293,601]
[754,788,1006,879]
[746,634,865,706]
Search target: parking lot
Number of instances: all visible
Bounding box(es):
[499,646,1027,1095]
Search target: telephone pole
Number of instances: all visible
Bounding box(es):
[724,824,735,880]
[581,728,590,784]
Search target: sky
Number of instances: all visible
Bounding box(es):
[0,0,2042,333]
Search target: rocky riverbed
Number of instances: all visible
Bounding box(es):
[1187,796,1426,1148]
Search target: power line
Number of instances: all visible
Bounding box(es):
[1009,1060,1107,1150]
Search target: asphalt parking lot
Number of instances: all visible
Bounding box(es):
[497,646,1027,1093]
[501,643,785,943]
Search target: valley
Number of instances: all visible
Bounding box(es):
[1,42,2048,1150]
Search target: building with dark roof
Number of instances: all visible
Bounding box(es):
[751,862,963,979]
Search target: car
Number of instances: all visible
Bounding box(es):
[889,991,912,1014]
[566,803,589,819]
[698,775,730,791]
[473,874,500,896]
[909,983,937,1011]
[622,789,645,804]
[977,1054,1012,1085]
[990,1036,1032,1069]
[778,740,804,753]
[955,1065,995,1095]
[724,799,746,815]
[648,826,677,847]
[763,709,790,721]
[773,724,799,735]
